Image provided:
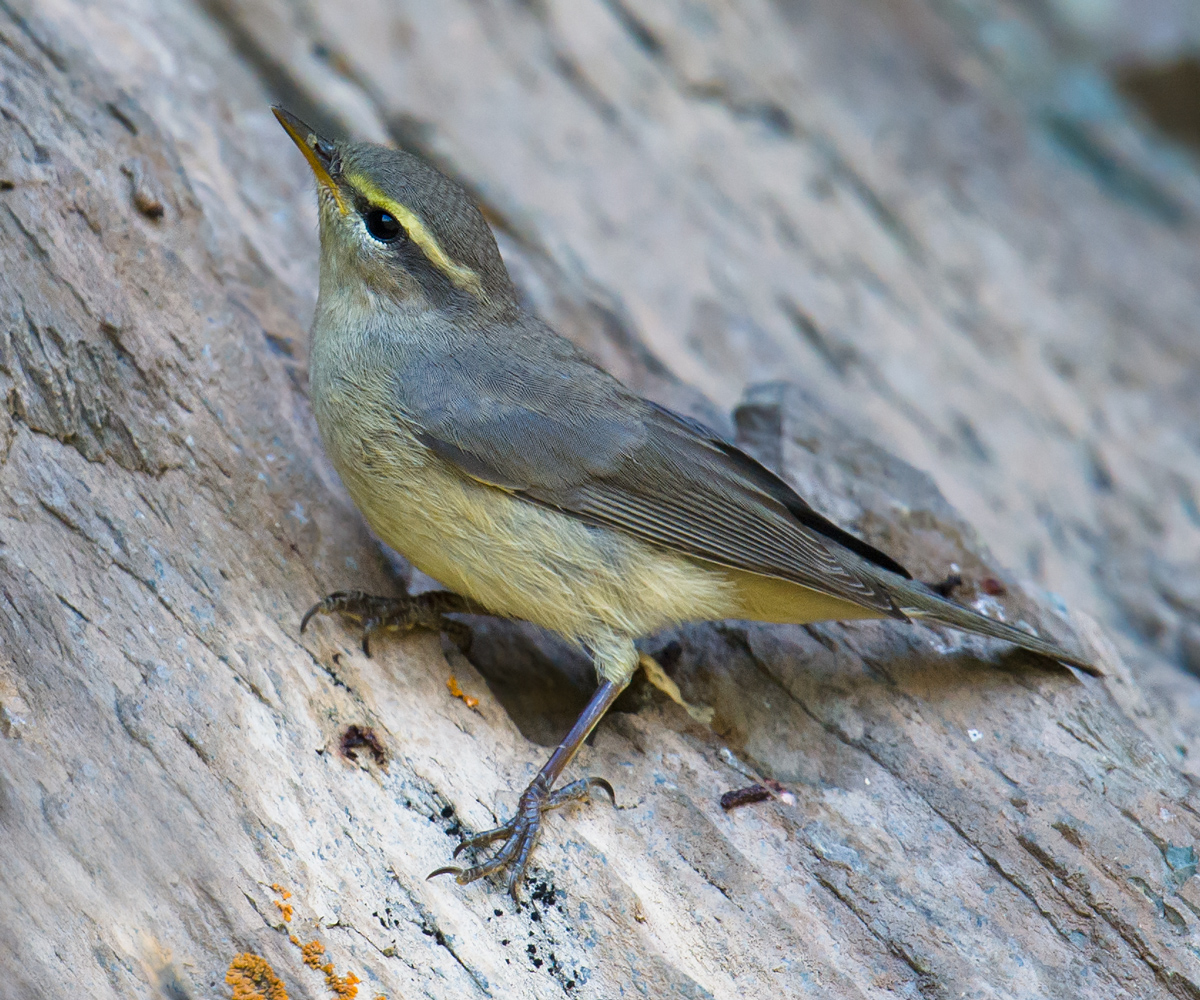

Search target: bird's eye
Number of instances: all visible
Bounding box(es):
[364,208,403,243]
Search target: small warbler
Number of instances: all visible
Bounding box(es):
[275,107,1095,900]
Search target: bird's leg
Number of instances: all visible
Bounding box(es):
[300,588,481,656]
[429,677,626,900]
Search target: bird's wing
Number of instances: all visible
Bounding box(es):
[395,327,908,617]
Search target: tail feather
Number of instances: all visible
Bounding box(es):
[889,579,1100,676]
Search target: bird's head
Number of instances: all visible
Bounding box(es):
[273,107,514,317]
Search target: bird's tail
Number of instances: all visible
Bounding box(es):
[887,577,1100,675]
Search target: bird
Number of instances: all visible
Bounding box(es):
[274,106,1096,900]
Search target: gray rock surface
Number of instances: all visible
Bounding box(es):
[3,0,1200,997]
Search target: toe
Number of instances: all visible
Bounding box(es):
[451,835,525,885]
[545,776,616,810]
[452,821,516,858]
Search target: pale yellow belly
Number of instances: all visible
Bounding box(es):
[322,409,882,645]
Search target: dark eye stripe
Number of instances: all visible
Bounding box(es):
[344,172,486,297]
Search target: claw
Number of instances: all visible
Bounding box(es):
[299,598,327,633]
[360,616,380,658]
[592,777,616,803]
[300,590,361,633]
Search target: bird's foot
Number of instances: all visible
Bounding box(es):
[300,588,476,657]
[428,774,615,900]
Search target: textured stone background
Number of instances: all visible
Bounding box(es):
[3,0,1200,997]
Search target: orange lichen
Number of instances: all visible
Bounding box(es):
[295,939,362,998]
[242,888,379,1000]
[446,675,478,709]
[226,953,289,1000]
[326,969,361,998]
[299,938,325,969]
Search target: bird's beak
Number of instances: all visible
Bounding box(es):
[272,106,349,215]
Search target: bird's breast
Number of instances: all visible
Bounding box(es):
[305,347,737,640]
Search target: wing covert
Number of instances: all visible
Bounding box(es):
[396,323,908,617]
